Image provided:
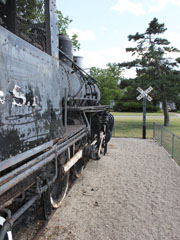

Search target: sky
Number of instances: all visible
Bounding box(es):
[56,0,180,78]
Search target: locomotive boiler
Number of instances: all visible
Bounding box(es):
[0,0,114,239]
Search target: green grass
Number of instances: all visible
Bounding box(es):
[112,113,180,138]
[166,119,180,136]
[113,117,157,138]
[112,112,177,116]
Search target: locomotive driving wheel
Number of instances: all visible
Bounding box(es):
[0,216,13,240]
[50,168,70,209]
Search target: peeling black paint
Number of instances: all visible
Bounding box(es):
[0,25,100,162]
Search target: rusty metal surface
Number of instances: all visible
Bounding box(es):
[45,0,58,58]
[0,125,86,185]
[0,140,53,172]
[63,149,83,173]
[0,128,87,195]
[67,105,110,112]
[63,125,86,139]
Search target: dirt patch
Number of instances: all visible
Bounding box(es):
[39,138,180,240]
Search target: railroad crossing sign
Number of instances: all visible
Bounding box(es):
[136,86,153,139]
[136,86,153,102]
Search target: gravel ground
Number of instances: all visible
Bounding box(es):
[39,138,180,240]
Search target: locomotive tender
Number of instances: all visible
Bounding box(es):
[0,0,114,239]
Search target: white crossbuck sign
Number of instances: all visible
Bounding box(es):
[136,86,153,102]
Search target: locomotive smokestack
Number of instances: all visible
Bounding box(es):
[59,34,73,66]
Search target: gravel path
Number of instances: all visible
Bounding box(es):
[39,138,180,240]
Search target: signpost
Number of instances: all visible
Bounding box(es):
[136,87,153,139]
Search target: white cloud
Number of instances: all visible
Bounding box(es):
[67,28,95,41]
[165,32,180,48]
[164,32,180,60]
[148,0,178,12]
[77,47,136,78]
[170,0,180,6]
[111,0,145,16]
[111,0,180,15]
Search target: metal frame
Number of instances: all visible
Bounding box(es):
[0,129,88,238]
[0,129,87,195]
[45,0,58,58]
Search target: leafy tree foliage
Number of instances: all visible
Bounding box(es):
[90,63,123,105]
[16,0,44,23]
[119,18,180,126]
[56,10,80,51]
[14,0,80,51]
[115,78,160,112]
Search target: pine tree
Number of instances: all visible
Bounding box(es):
[120,18,180,126]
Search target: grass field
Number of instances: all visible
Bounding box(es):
[112,112,180,138]
[112,112,177,116]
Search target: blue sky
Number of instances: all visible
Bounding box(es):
[57,0,180,77]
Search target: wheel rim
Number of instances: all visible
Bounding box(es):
[0,216,13,240]
[50,170,70,208]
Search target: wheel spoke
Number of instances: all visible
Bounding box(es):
[50,170,70,209]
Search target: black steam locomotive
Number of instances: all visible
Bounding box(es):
[0,1,114,239]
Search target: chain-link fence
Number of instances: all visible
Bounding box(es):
[153,123,180,165]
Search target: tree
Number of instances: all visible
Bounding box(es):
[119,18,180,126]
[16,0,44,23]
[90,63,123,105]
[15,0,80,51]
[56,10,80,51]
[114,77,160,112]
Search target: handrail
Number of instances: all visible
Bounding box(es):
[58,48,97,84]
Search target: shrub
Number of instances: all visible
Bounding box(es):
[113,101,160,112]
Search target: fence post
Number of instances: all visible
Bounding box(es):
[153,122,155,139]
[172,134,175,159]
[160,125,163,145]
